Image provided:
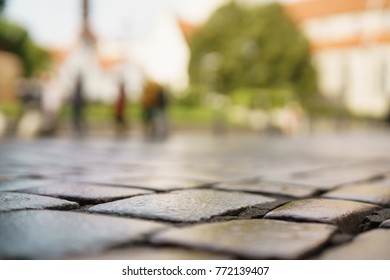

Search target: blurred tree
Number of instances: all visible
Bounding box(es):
[0,0,50,77]
[189,2,318,104]
[0,0,5,14]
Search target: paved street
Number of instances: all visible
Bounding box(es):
[1,130,390,259]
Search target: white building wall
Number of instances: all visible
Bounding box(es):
[301,9,390,117]
[302,10,387,44]
[313,50,347,99]
[345,47,388,117]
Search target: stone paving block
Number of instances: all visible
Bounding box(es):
[118,163,250,182]
[264,165,385,190]
[318,229,390,259]
[109,176,210,191]
[73,246,232,260]
[89,189,276,222]
[380,219,390,228]
[264,198,381,233]
[0,192,78,212]
[0,210,167,259]
[323,183,390,206]
[0,179,52,192]
[215,178,318,198]
[152,219,337,259]
[17,183,153,204]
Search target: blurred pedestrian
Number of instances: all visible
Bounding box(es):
[154,83,169,139]
[16,77,44,139]
[141,79,170,140]
[0,110,7,138]
[71,74,87,135]
[41,72,63,136]
[114,80,128,136]
[141,79,158,139]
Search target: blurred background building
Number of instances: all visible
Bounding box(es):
[285,0,390,118]
[1,0,390,137]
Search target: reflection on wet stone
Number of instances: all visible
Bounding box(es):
[152,219,336,259]
[88,189,275,222]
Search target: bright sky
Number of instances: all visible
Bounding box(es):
[4,0,229,48]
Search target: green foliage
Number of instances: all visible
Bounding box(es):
[189,2,318,104]
[0,0,5,13]
[230,87,295,109]
[0,18,50,76]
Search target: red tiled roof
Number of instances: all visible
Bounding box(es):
[311,31,390,52]
[177,18,200,42]
[284,0,390,23]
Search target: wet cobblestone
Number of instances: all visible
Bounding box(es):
[0,210,167,259]
[16,182,153,204]
[106,176,211,191]
[73,246,233,260]
[1,133,390,259]
[214,177,318,198]
[88,189,275,222]
[318,229,390,259]
[323,183,390,207]
[264,198,381,233]
[152,219,336,259]
[0,192,79,212]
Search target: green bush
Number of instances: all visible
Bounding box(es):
[0,18,50,76]
[189,2,318,104]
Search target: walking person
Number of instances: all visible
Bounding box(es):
[71,75,87,135]
[154,84,169,140]
[141,79,158,139]
[114,80,128,136]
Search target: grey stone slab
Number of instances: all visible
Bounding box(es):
[72,246,232,260]
[215,178,317,198]
[318,229,390,259]
[265,165,385,190]
[17,183,153,204]
[0,210,167,259]
[152,219,336,259]
[323,183,390,206]
[119,163,248,182]
[89,189,276,222]
[380,219,390,228]
[0,179,52,192]
[110,176,210,191]
[0,192,78,212]
[265,198,381,233]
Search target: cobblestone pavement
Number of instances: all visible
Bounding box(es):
[1,131,390,259]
